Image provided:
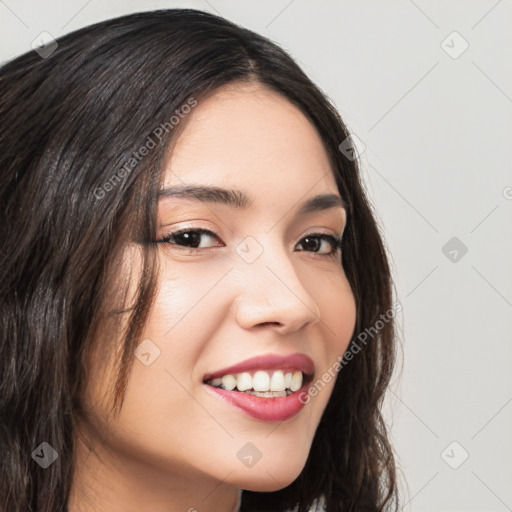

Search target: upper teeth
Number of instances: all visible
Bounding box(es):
[208,370,303,392]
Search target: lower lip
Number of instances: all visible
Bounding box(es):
[203,382,311,422]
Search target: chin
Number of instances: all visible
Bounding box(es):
[230,460,306,492]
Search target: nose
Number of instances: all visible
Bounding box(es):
[232,243,322,335]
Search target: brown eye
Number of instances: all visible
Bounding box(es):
[157,228,222,250]
[295,234,342,256]
[156,228,342,257]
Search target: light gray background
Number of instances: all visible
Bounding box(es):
[1,1,511,511]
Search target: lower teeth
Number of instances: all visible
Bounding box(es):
[243,390,291,397]
[211,385,294,397]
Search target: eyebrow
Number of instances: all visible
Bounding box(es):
[158,184,348,216]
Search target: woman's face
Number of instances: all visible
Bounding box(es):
[76,81,356,507]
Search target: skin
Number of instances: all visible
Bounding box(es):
[69,81,357,512]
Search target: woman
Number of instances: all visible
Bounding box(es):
[0,8,400,512]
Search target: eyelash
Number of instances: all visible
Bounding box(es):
[156,227,343,257]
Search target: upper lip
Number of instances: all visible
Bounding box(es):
[203,353,315,381]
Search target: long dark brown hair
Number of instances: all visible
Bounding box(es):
[0,8,399,512]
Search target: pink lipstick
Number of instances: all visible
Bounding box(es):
[202,353,314,422]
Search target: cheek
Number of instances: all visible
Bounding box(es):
[310,273,356,403]
[141,264,225,363]
[151,255,226,329]
[318,271,357,356]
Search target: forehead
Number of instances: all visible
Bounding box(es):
[162,82,338,197]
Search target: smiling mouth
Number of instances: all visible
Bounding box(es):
[203,369,313,398]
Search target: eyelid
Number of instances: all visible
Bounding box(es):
[156,224,343,258]
[157,226,222,248]
[157,221,220,240]
[156,223,343,244]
